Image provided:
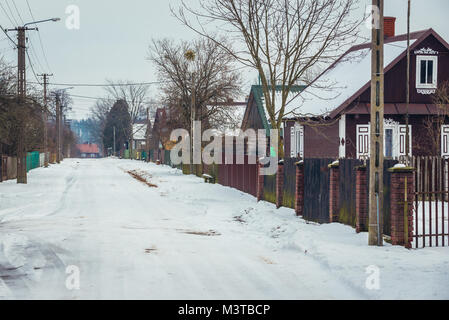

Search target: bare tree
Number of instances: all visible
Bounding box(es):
[419,81,449,155]
[174,0,362,155]
[148,37,242,133]
[105,81,149,159]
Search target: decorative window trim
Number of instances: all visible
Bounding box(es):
[356,121,412,159]
[290,124,304,158]
[417,88,436,95]
[414,47,439,55]
[416,55,438,89]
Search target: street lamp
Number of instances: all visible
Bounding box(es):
[4,17,60,184]
[23,18,61,28]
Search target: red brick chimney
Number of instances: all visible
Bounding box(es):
[384,17,396,38]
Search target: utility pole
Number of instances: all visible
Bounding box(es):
[191,73,195,175]
[56,93,61,164]
[369,0,385,246]
[6,26,37,184]
[38,73,52,167]
[146,108,151,162]
[405,0,411,164]
[113,126,116,157]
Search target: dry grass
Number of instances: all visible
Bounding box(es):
[177,229,221,237]
[126,170,158,188]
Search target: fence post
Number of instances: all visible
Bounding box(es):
[276,160,284,209]
[257,161,264,202]
[389,165,415,248]
[329,160,340,223]
[356,165,368,233]
[295,160,304,216]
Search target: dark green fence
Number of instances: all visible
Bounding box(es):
[26,152,40,172]
[303,158,334,223]
[282,158,299,209]
[263,173,276,205]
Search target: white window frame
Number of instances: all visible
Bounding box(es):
[397,125,412,158]
[416,55,438,89]
[356,125,370,159]
[290,124,304,158]
[441,125,449,157]
[357,122,412,159]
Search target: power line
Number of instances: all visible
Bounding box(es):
[26,49,42,86]
[3,0,19,26]
[0,1,15,26]
[11,0,24,24]
[25,0,52,73]
[28,80,165,87]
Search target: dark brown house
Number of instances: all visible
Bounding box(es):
[282,19,449,159]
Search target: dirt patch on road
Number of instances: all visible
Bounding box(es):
[177,229,221,237]
[145,246,158,254]
[126,170,158,188]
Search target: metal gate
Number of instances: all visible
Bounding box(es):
[412,156,449,248]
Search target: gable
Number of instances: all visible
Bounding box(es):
[330,29,449,118]
[353,33,449,107]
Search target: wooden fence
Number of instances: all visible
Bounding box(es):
[303,159,333,223]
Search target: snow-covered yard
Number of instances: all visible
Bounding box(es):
[0,158,448,300]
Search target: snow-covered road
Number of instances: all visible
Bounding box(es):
[0,159,448,300]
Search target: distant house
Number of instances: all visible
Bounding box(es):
[132,122,148,151]
[76,144,100,158]
[281,19,449,159]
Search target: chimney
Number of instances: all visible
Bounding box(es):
[384,17,396,38]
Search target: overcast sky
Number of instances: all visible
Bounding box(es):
[1,0,448,120]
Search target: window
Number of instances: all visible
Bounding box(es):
[357,122,412,159]
[385,128,393,158]
[416,55,438,89]
[290,124,304,158]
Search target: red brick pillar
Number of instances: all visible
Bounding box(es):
[295,160,304,216]
[389,166,415,248]
[276,161,284,209]
[355,165,368,233]
[257,162,264,202]
[329,161,340,223]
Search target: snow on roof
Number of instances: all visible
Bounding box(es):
[252,86,304,126]
[283,40,416,118]
[133,123,147,140]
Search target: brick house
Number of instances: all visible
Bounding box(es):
[282,19,449,159]
[76,143,100,158]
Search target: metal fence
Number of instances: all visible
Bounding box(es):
[412,156,449,248]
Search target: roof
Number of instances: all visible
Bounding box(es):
[282,29,449,119]
[77,144,99,154]
[244,85,306,134]
[133,123,147,140]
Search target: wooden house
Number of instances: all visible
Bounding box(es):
[281,18,449,159]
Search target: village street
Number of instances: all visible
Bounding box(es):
[0,159,448,300]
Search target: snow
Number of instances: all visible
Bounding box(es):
[284,40,416,117]
[0,158,448,299]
